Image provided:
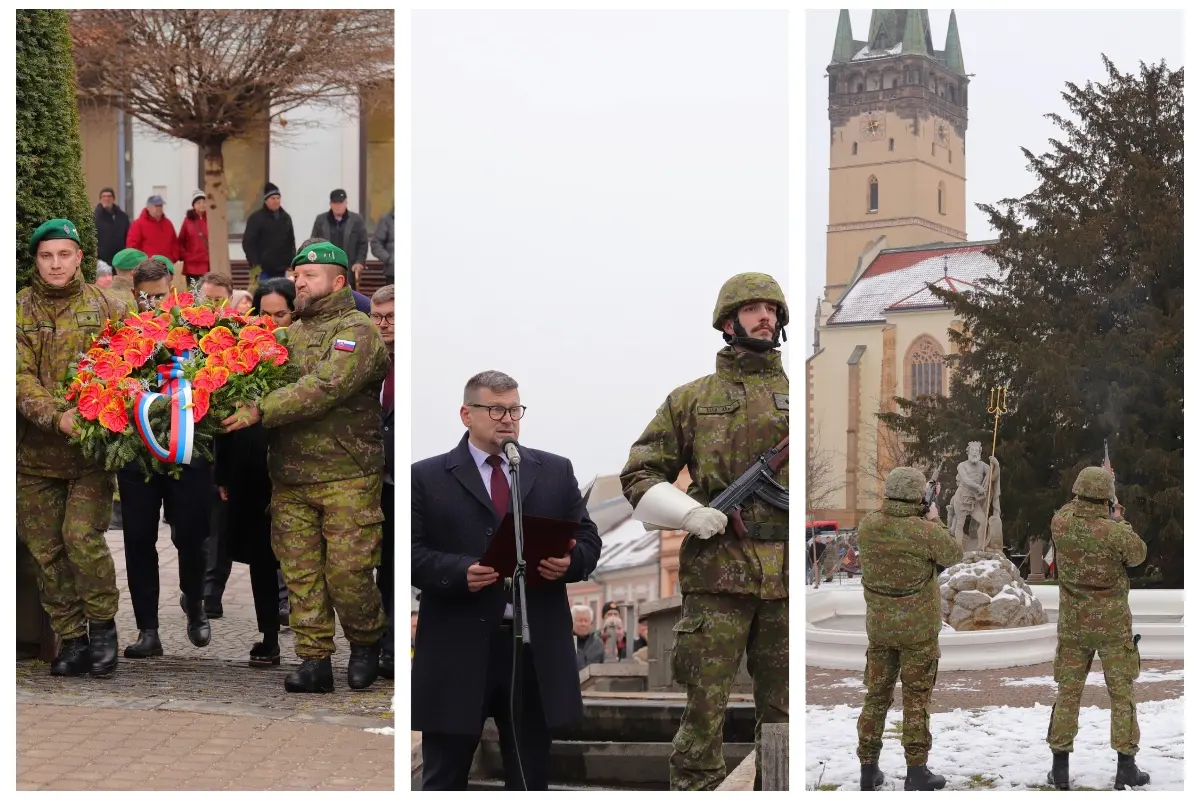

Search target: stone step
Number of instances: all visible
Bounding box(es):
[553,696,758,743]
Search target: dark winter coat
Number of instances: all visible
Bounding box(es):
[94,204,131,265]
[242,205,297,277]
[311,210,369,267]
[213,424,274,565]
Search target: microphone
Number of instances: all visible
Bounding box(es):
[501,437,522,466]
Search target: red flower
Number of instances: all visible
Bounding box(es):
[107,327,138,356]
[124,337,157,368]
[219,306,242,320]
[93,352,133,381]
[268,344,289,366]
[189,387,211,423]
[199,327,237,355]
[239,325,274,347]
[165,327,199,352]
[181,306,216,328]
[115,377,144,399]
[98,394,130,434]
[160,290,195,311]
[192,366,230,392]
[141,317,171,344]
[78,383,106,420]
[85,346,105,363]
[228,342,262,375]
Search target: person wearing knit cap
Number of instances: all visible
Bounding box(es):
[178,189,211,279]
[95,261,114,289]
[94,187,130,265]
[243,182,296,280]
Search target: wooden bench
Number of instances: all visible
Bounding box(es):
[228,259,390,298]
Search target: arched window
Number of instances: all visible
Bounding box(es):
[868,176,879,212]
[889,138,894,151]
[852,142,858,156]
[905,336,946,399]
[937,181,945,214]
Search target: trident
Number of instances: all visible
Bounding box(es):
[980,387,1008,547]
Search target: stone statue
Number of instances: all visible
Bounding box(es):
[947,441,1002,552]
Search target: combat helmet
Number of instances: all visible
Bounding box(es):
[712,272,789,352]
[1072,466,1115,502]
[883,466,926,502]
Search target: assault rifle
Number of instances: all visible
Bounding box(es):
[923,458,945,515]
[710,436,789,539]
[1103,439,1120,520]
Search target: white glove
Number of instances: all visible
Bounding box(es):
[682,507,729,539]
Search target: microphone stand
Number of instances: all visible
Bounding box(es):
[507,458,529,790]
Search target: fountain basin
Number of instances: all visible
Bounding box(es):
[807,586,1183,671]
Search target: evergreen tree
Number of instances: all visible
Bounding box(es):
[881,57,1183,588]
[17,10,97,291]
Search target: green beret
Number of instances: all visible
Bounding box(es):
[292,241,348,269]
[28,219,80,254]
[111,248,147,271]
[151,254,176,274]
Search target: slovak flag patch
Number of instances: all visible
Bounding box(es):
[334,339,357,353]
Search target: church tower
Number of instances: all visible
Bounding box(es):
[825,10,970,299]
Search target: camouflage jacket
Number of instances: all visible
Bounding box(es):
[859,500,962,648]
[1051,499,1147,643]
[17,270,134,479]
[260,287,388,486]
[621,347,788,599]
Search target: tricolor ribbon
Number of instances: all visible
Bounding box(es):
[134,351,195,465]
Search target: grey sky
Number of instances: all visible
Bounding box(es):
[805,9,1185,347]
[413,11,789,482]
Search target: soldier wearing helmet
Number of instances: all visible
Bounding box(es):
[856,466,962,791]
[1045,466,1149,790]
[620,272,789,790]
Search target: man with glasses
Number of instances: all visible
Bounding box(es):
[411,371,602,790]
[370,285,396,679]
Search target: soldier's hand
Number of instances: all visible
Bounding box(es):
[466,562,499,592]
[352,263,364,283]
[58,408,80,437]
[222,403,261,432]
[538,539,575,581]
[682,507,728,539]
[926,503,940,521]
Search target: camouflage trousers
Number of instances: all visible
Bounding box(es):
[271,474,387,659]
[1047,636,1141,755]
[856,637,939,767]
[670,592,788,791]
[16,472,119,639]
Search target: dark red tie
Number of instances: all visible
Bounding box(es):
[487,455,509,518]
[382,358,394,415]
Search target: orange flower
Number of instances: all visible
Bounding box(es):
[192,365,230,392]
[227,342,262,375]
[97,394,130,434]
[85,346,105,362]
[268,344,289,366]
[107,327,138,356]
[219,306,242,320]
[141,317,171,344]
[189,387,211,423]
[93,352,133,381]
[115,377,144,399]
[165,327,199,352]
[160,290,195,311]
[78,383,106,420]
[124,337,157,368]
[239,325,274,347]
[181,306,216,328]
[205,350,227,370]
[199,327,237,355]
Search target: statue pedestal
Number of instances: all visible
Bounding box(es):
[1028,539,1046,582]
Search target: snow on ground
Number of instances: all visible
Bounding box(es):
[1003,668,1184,688]
[806,698,1183,791]
[827,677,980,693]
[364,726,395,736]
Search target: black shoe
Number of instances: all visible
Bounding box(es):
[181,595,211,647]
[88,620,118,677]
[861,763,886,791]
[249,640,281,667]
[904,765,946,791]
[1046,751,1070,790]
[123,629,164,659]
[204,598,223,619]
[278,602,290,628]
[379,649,395,680]
[284,658,334,693]
[347,642,381,690]
[50,635,91,677]
[1115,753,1150,790]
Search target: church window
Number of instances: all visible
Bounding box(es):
[905,336,946,398]
[856,82,864,93]
[949,85,957,104]
[932,142,937,156]
[889,138,894,151]
[829,74,838,95]
[938,182,945,214]
[852,142,858,156]
[868,176,878,212]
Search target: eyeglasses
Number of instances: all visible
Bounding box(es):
[370,312,395,325]
[467,404,527,421]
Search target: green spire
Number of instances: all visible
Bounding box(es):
[832,9,854,63]
[901,9,928,56]
[944,9,965,75]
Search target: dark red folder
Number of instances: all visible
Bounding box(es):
[479,513,577,587]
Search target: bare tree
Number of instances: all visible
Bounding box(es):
[806,423,845,519]
[858,419,923,504]
[70,10,394,275]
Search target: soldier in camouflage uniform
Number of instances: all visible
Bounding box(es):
[1045,466,1150,790]
[109,247,145,296]
[17,219,135,678]
[857,466,962,791]
[621,273,789,791]
[223,241,388,693]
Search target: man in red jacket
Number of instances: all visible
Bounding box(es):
[178,190,211,278]
[127,195,180,265]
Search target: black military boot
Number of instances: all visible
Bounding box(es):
[124,629,164,658]
[181,594,211,647]
[347,642,382,690]
[88,620,118,677]
[904,765,947,791]
[861,763,886,790]
[1047,751,1070,790]
[285,658,335,693]
[379,648,395,680]
[1114,753,1150,790]
[50,635,91,677]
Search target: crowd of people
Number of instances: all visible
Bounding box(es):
[17,212,396,695]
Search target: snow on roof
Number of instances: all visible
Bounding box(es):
[593,516,660,575]
[828,243,1003,326]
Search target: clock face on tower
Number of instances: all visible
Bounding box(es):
[860,113,884,141]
